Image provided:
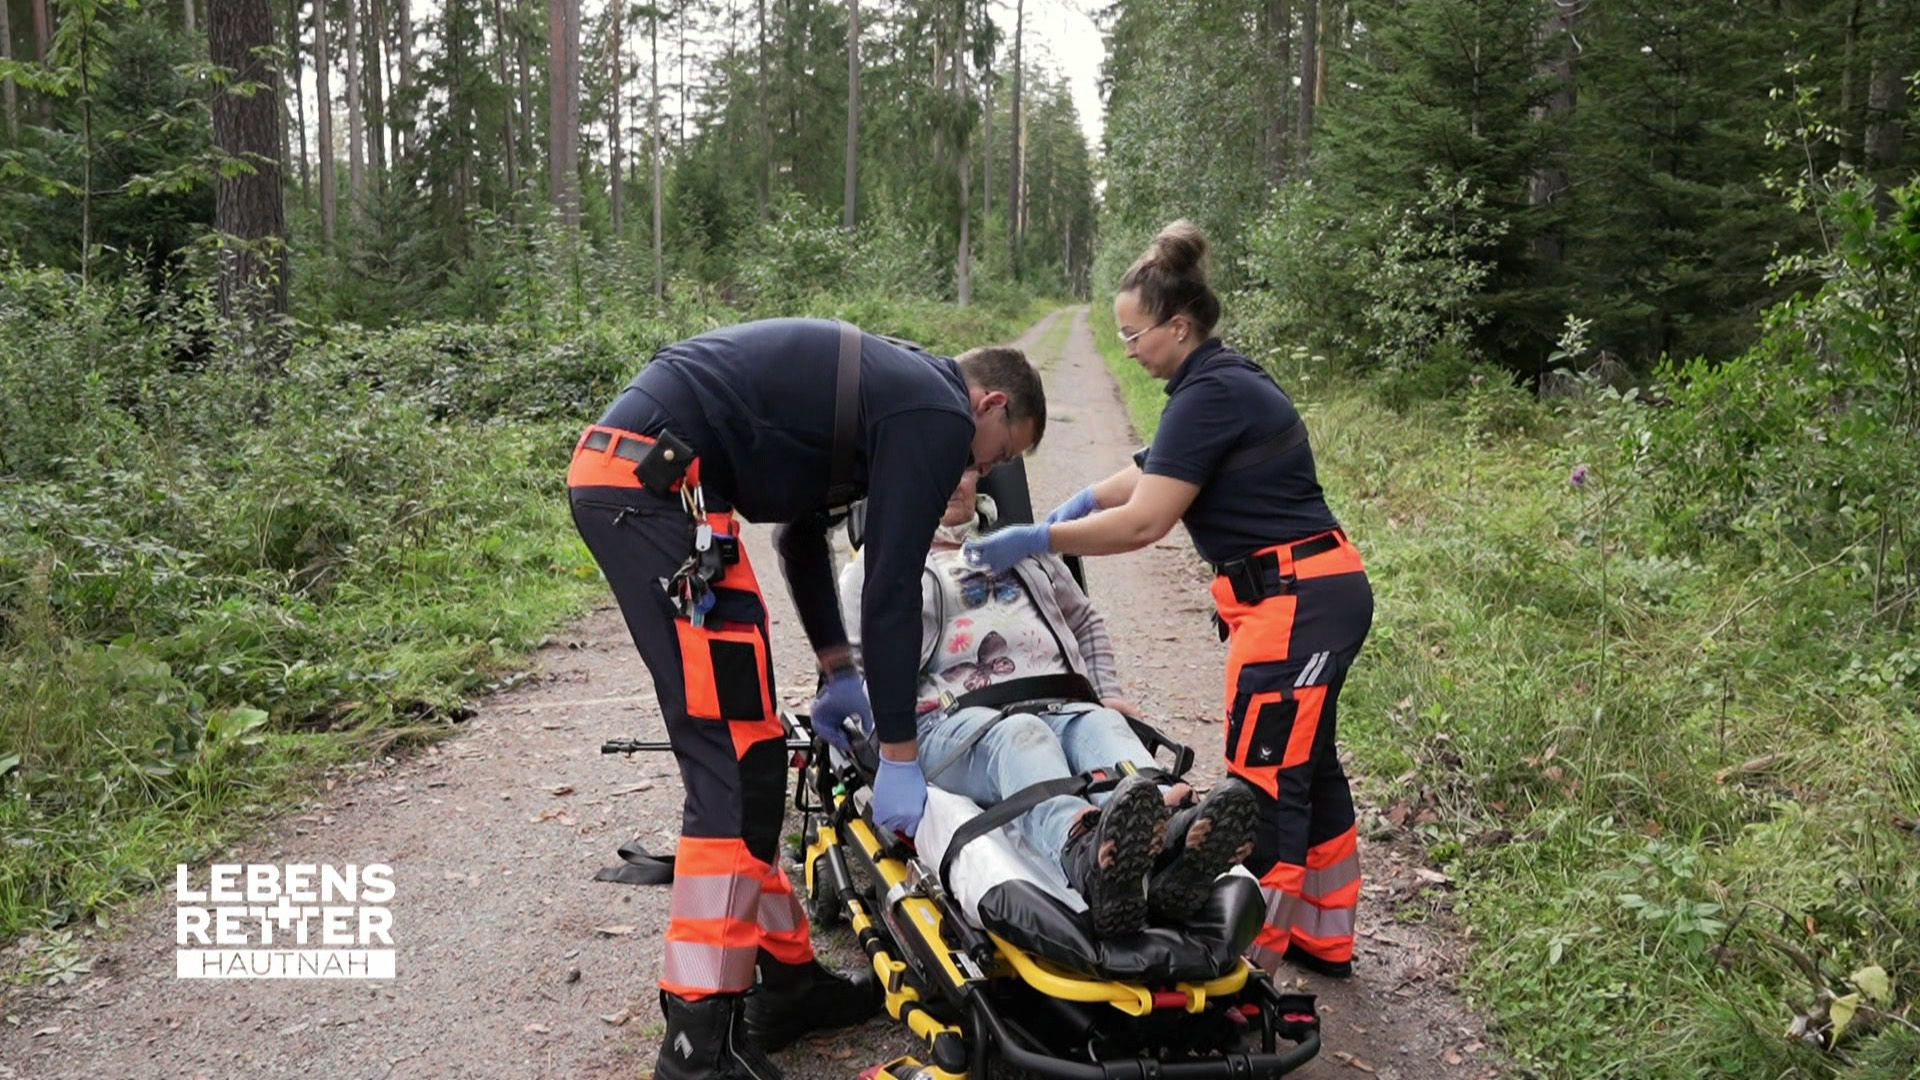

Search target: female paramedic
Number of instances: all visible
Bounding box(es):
[962,221,1373,979]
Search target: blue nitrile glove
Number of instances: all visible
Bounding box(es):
[809,669,873,755]
[961,523,1053,574]
[1045,486,1099,526]
[873,757,928,837]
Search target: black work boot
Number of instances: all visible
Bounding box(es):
[1059,774,1170,938]
[742,953,882,1053]
[655,991,784,1080]
[1284,942,1354,979]
[1148,780,1258,921]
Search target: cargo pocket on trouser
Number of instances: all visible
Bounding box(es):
[673,618,785,757]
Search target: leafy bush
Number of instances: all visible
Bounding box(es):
[1644,177,1920,619]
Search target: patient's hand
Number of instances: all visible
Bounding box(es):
[1102,696,1145,722]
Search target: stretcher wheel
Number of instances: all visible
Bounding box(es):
[801,819,844,927]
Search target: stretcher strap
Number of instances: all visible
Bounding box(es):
[922,674,1102,785]
[594,838,677,885]
[934,764,1180,899]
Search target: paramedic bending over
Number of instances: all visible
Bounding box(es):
[962,221,1374,980]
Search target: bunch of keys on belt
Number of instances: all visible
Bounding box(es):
[665,521,732,628]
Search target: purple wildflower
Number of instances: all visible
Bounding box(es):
[1569,464,1590,488]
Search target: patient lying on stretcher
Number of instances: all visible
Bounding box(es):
[841,469,1255,938]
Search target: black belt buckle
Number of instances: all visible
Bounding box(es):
[1218,551,1290,604]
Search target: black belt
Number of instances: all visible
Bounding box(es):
[944,673,1098,715]
[581,428,652,464]
[1214,532,1344,605]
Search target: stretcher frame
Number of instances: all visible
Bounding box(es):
[789,709,1323,1080]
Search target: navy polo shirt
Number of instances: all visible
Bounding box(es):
[1141,338,1340,565]
[600,318,976,742]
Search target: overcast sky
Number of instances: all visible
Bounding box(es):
[1014,0,1107,151]
[298,0,1110,162]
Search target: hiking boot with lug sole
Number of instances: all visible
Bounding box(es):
[1148,780,1258,921]
[1059,773,1169,938]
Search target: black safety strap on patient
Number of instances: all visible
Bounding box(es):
[935,762,1182,899]
[921,673,1100,784]
[824,320,864,508]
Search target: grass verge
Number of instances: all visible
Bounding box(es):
[1088,307,1920,1078]
[1,294,1053,952]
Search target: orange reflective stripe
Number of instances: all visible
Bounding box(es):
[1305,826,1358,867]
[674,837,772,878]
[1258,861,1305,895]
[668,915,769,949]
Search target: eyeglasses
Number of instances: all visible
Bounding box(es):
[1119,318,1170,348]
[976,407,1020,475]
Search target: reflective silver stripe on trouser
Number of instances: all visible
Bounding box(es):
[1289,896,1356,943]
[1260,884,1301,935]
[668,872,764,924]
[1247,940,1289,974]
[757,888,805,934]
[662,939,761,995]
[1302,852,1361,903]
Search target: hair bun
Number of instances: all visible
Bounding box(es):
[1145,220,1209,281]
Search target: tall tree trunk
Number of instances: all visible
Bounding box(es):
[314,0,337,246]
[289,0,310,204]
[955,0,970,303]
[32,0,49,63]
[982,65,992,220]
[184,0,197,37]
[608,0,623,236]
[677,2,687,146]
[549,0,579,227]
[755,0,770,219]
[2,0,18,142]
[492,0,519,205]
[395,0,412,160]
[1528,0,1577,268]
[843,0,858,231]
[650,4,663,297]
[516,0,533,186]
[367,0,386,189]
[345,0,365,217]
[209,0,291,332]
[1008,0,1022,279]
[79,7,95,284]
[1863,0,1906,173]
[1269,0,1291,175]
[1296,0,1316,162]
[1840,0,1861,169]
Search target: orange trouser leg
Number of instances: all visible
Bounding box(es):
[1214,567,1371,973]
[570,484,812,999]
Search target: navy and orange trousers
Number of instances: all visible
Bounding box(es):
[567,424,815,1000]
[1212,530,1373,970]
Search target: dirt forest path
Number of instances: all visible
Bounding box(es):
[0,309,1497,1080]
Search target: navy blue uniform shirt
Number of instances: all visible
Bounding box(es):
[1141,338,1340,565]
[600,318,975,742]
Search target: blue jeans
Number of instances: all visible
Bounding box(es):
[916,703,1159,863]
